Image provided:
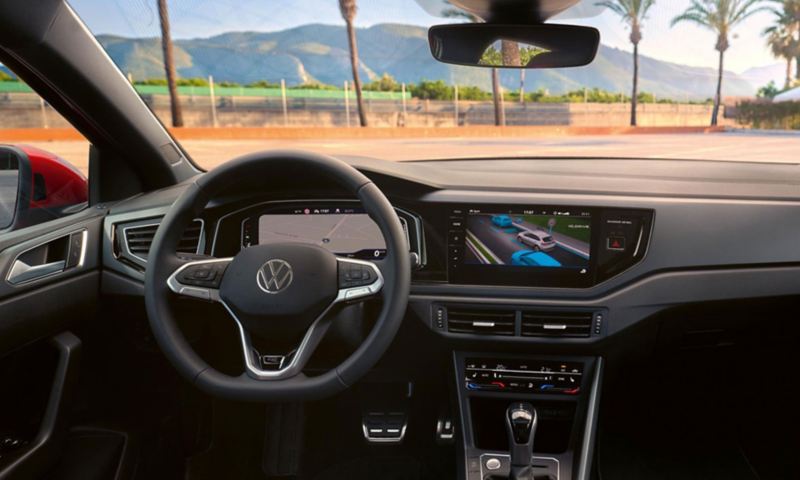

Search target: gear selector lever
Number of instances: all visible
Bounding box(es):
[505,403,537,480]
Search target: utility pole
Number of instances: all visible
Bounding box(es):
[208,75,218,128]
[454,84,459,127]
[280,79,288,126]
[344,80,351,127]
[39,97,48,129]
[401,83,407,119]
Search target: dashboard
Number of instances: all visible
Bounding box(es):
[102,155,800,345]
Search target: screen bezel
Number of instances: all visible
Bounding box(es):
[448,204,600,288]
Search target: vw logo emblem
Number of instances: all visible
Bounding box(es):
[256,259,293,293]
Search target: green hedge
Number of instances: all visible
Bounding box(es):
[0,80,408,100]
[737,101,800,129]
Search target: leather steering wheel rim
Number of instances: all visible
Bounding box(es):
[144,150,411,402]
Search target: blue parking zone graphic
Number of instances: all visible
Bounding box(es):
[466,214,590,268]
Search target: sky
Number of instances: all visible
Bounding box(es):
[68,0,780,74]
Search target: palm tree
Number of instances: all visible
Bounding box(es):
[765,25,796,88]
[765,0,800,83]
[671,0,766,126]
[157,0,183,127]
[596,0,656,126]
[442,5,506,125]
[339,0,367,126]
[491,68,505,125]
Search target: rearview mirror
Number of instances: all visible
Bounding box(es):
[428,23,599,68]
[0,145,88,232]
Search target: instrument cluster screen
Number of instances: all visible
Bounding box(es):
[243,205,388,260]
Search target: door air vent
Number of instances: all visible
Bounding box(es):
[521,310,594,338]
[123,219,203,261]
[447,307,515,336]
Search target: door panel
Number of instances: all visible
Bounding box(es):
[0,210,103,478]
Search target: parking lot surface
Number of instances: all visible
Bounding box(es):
[5,131,799,176]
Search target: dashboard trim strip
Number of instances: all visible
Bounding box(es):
[576,357,602,480]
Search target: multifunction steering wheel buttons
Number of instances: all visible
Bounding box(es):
[338,261,375,288]
[177,261,228,288]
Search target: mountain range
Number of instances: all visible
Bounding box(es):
[19,23,769,99]
[740,63,788,90]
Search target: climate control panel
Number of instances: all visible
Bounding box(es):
[464,358,583,395]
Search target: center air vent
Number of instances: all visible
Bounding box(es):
[447,307,515,336]
[122,219,203,262]
[521,310,594,338]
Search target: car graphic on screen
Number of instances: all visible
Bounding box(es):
[511,250,562,267]
[517,230,556,251]
[491,214,514,228]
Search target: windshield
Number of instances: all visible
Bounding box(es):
[20,1,800,166]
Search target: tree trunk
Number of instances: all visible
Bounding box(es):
[157,0,183,127]
[519,70,525,105]
[711,49,724,127]
[501,40,521,66]
[631,42,639,126]
[345,19,368,127]
[491,68,505,126]
[786,58,793,90]
[796,55,799,82]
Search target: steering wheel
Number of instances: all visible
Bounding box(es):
[144,151,411,402]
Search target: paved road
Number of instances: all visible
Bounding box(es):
[466,215,588,267]
[4,131,800,176]
[0,170,18,228]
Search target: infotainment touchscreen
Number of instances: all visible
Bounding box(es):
[448,206,595,287]
[447,205,653,288]
[464,209,591,270]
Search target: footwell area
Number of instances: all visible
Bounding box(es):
[312,456,431,480]
[301,381,455,480]
[179,379,456,480]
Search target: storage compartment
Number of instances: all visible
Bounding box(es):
[0,340,60,457]
[469,397,575,454]
[0,333,81,478]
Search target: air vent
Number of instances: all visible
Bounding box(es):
[447,307,515,336]
[123,220,203,261]
[521,310,594,338]
[177,220,203,254]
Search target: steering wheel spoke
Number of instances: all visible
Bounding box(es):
[225,257,383,381]
[227,296,338,380]
[336,257,385,303]
[166,257,232,302]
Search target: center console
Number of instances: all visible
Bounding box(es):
[454,353,602,480]
[420,205,635,478]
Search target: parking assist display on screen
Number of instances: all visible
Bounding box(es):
[463,209,591,269]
